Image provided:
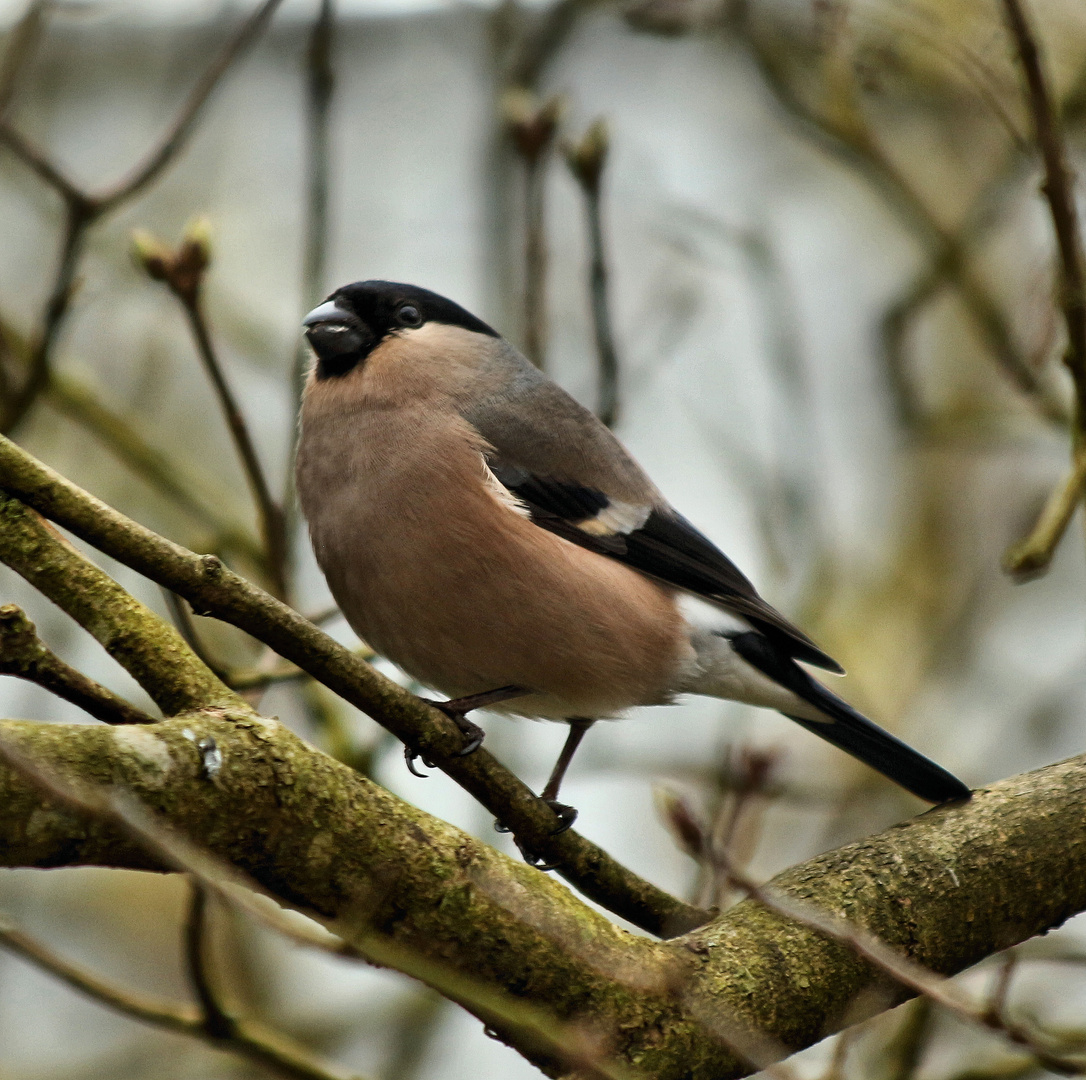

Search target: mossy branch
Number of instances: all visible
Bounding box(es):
[0,603,155,724]
[0,492,240,714]
[1,711,1085,1078]
[0,433,707,938]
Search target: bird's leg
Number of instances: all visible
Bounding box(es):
[539,717,595,833]
[406,684,528,774]
[496,718,597,872]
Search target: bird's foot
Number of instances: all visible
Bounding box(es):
[418,699,486,756]
[542,796,578,834]
[416,685,527,759]
[512,834,563,872]
[492,795,577,871]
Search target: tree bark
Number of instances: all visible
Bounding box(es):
[2,706,1084,1079]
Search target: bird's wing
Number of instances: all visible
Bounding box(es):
[461,369,842,671]
[484,455,844,674]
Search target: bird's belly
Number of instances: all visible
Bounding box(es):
[312,499,692,720]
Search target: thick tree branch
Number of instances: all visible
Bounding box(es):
[0,492,240,714]
[0,434,708,938]
[0,711,1084,1078]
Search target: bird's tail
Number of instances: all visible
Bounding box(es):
[785,686,970,804]
[727,632,970,804]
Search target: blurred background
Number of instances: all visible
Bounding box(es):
[1,0,1086,1076]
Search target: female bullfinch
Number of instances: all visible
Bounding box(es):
[296,280,970,820]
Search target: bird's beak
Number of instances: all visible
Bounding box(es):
[302,300,374,376]
[302,299,351,328]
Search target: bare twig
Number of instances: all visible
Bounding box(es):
[185,880,236,1039]
[1,195,94,433]
[0,0,285,435]
[0,912,360,1080]
[720,14,1070,428]
[0,0,49,116]
[161,587,231,683]
[1001,0,1086,417]
[133,224,288,600]
[882,998,934,1080]
[1001,0,1086,578]
[565,119,620,427]
[1003,450,1086,578]
[985,953,1020,1027]
[93,0,286,211]
[504,90,563,368]
[291,0,335,418]
[0,603,155,725]
[705,747,776,909]
[0,121,85,201]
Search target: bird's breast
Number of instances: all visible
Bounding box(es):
[296,402,694,718]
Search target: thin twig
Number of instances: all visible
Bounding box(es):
[94,0,286,211]
[1003,450,1086,578]
[1001,0,1086,418]
[985,953,1020,1026]
[185,880,236,1039]
[565,119,620,427]
[0,0,49,116]
[0,0,286,435]
[0,122,85,202]
[883,997,934,1080]
[0,604,155,725]
[0,912,360,1080]
[162,587,231,682]
[180,289,288,599]
[133,225,288,600]
[504,91,562,368]
[290,0,335,425]
[728,15,1069,427]
[1,196,93,433]
[706,747,777,909]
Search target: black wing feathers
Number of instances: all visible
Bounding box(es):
[490,460,843,672]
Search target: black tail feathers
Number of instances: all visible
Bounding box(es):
[727,632,970,804]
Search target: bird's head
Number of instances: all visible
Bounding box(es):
[302,280,500,380]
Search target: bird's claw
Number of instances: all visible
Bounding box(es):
[513,835,562,872]
[404,745,434,777]
[455,722,484,757]
[543,797,578,834]
[497,797,578,869]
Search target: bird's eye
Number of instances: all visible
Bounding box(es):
[396,304,422,327]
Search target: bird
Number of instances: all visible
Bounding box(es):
[295,279,970,838]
